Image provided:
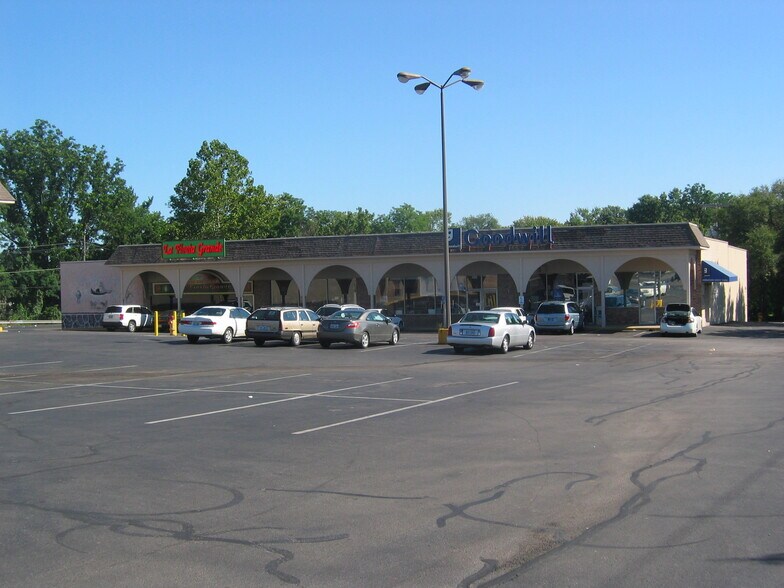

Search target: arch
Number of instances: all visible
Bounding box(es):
[451,260,521,314]
[523,258,598,324]
[374,263,438,329]
[122,270,178,316]
[306,265,371,309]
[242,266,302,309]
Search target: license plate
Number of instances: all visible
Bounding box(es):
[329,323,342,330]
[461,329,480,336]
[259,325,271,331]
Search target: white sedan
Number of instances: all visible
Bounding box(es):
[179,306,250,344]
[660,304,703,336]
[447,310,536,354]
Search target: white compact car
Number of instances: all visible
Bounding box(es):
[660,304,703,336]
[179,306,250,344]
[447,310,536,354]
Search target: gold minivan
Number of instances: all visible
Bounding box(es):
[246,307,321,347]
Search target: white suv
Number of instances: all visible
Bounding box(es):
[101,305,154,332]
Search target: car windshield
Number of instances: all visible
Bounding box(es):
[105,306,123,313]
[194,307,226,317]
[537,303,565,314]
[461,312,500,323]
[329,310,364,320]
[250,309,280,320]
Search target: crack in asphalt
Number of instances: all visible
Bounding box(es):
[464,414,784,587]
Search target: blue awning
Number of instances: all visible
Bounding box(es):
[702,260,738,283]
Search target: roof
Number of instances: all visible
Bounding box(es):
[106,222,709,266]
[0,182,15,204]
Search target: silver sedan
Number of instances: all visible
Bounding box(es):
[447,310,536,354]
[318,309,400,349]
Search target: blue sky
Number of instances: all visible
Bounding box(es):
[4,0,783,226]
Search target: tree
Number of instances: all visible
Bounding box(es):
[460,213,501,229]
[374,204,435,233]
[567,205,628,226]
[510,215,563,227]
[169,140,276,239]
[0,120,162,318]
[302,208,378,236]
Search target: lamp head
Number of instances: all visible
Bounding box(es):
[462,78,485,91]
[453,67,472,79]
[397,72,422,83]
[414,82,431,94]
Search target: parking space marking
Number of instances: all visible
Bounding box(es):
[0,361,63,369]
[145,377,413,425]
[511,341,585,357]
[292,381,518,435]
[360,341,432,352]
[82,365,138,372]
[596,343,652,359]
[8,373,311,415]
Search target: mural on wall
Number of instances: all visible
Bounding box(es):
[60,261,144,314]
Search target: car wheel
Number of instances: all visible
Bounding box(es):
[389,329,399,345]
[254,338,265,347]
[290,331,302,347]
[222,328,234,344]
[358,331,370,349]
[453,345,464,354]
[568,322,575,335]
[498,335,510,354]
[127,321,137,333]
[320,341,331,349]
[523,331,535,350]
[187,335,199,344]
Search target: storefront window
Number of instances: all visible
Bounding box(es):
[377,275,436,316]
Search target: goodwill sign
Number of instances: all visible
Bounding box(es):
[449,226,554,250]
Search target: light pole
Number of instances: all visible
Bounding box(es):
[397,67,484,329]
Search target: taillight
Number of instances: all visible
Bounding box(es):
[181,319,190,325]
[447,326,453,335]
[488,327,495,337]
[564,313,570,321]
[346,321,359,329]
[119,313,124,320]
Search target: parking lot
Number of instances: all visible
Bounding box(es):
[1,324,783,587]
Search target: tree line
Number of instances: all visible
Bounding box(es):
[1,120,782,320]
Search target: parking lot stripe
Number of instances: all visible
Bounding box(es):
[145,377,413,425]
[597,343,652,359]
[8,373,312,415]
[82,365,138,372]
[0,361,63,369]
[292,381,518,435]
[511,341,585,357]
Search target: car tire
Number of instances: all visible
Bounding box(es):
[498,335,510,354]
[523,331,535,350]
[568,322,575,335]
[389,329,399,345]
[358,331,370,349]
[222,328,234,344]
[254,338,265,347]
[289,332,302,347]
[127,321,137,333]
[187,335,199,344]
[320,341,331,349]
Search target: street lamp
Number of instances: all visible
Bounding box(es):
[397,67,484,329]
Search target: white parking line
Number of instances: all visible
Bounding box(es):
[0,361,63,369]
[292,381,518,435]
[82,365,138,372]
[145,377,413,425]
[360,341,432,352]
[8,373,312,415]
[511,341,585,358]
[596,343,652,359]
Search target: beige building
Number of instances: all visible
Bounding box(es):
[60,222,747,330]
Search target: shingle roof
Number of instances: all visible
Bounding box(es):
[105,223,708,265]
[0,182,15,204]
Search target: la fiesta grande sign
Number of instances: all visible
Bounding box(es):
[162,239,226,259]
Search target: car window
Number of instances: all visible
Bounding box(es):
[306,310,319,321]
[195,307,225,317]
[141,307,151,315]
[462,312,500,323]
[568,303,579,313]
[367,312,384,322]
[506,313,522,325]
[283,310,297,321]
[298,310,310,321]
[538,303,564,314]
[251,309,280,320]
[230,308,247,318]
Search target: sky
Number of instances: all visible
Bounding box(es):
[3,0,783,226]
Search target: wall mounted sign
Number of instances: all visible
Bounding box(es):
[449,226,555,250]
[162,239,226,259]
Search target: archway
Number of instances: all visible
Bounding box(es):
[606,257,683,326]
[375,263,437,331]
[306,266,370,309]
[243,267,301,310]
[525,259,597,325]
[179,270,239,314]
[453,260,521,316]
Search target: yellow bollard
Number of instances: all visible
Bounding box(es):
[180,311,186,336]
[170,311,177,336]
[154,311,159,336]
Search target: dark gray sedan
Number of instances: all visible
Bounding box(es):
[317,309,400,348]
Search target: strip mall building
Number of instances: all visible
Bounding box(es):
[60,223,747,330]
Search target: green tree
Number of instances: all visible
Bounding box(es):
[567,205,628,226]
[374,204,434,233]
[302,208,378,236]
[460,213,501,229]
[169,140,276,239]
[510,215,563,227]
[0,120,162,318]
